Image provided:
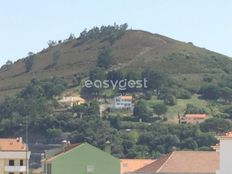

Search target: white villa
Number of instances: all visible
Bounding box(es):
[112,95,133,110]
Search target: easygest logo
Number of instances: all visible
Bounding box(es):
[84,78,148,90]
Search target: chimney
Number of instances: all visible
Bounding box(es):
[61,140,70,151]
[16,137,23,143]
[41,153,45,160]
[104,141,111,154]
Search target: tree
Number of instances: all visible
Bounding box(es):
[133,100,152,121]
[24,54,35,72]
[142,70,168,95]
[72,104,88,119]
[163,95,177,106]
[153,103,168,117]
[199,84,221,100]
[97,48,114,69]
[181,138,198,150]
[47,40,57,47]
[0,60,13,71]
[200,118,232,133]
[220,87,232,103]
[87,67,106,95]
[87,100,100,116]
[89,67,106,82]
[185,104,207,114]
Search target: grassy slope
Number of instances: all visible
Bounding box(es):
[144,94,220,123]
[0,30,231,97]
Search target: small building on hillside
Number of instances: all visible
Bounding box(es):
[120,159,155,174]
[39,142,120,174]
[0,137,31,174]
[131,151,219,174]
[112,95,133,110]
[179,114,208,124]
[58,95,86,107]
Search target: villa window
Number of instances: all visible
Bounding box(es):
[9,160,14,166]
[20,160,23,166]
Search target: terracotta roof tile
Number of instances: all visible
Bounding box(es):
[0,138,26,151]
[120,159,155,174]
[184,114,207,119]
[135,151,219,173]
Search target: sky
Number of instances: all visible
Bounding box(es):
[0,0,231,66]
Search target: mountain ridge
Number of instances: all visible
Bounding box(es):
[0,29,231,96]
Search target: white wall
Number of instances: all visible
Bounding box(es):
[217,138,232,174]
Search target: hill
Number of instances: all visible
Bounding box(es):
[0,27,232,97]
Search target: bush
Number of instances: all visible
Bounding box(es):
[46,128,63,137]
[200,118,232,133]
[163,95,177,106]
[199,84,221,100]
[185,104,207,114]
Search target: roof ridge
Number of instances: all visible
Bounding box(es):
[157,151,175,172]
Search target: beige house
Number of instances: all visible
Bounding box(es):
[0,137,31,174]
[58,96,86,107]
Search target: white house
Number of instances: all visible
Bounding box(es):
[216,132,232,174]
[0,137,31,174]
[112,95,133,110]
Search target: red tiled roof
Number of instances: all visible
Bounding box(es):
[184,114,207,119]
[0,138,26,151]
[135,151,219,173]
[120,159,155,174]
[120,96,132,100]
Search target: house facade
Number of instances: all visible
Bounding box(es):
[179,114,208,124]
[58,95,86,107]
[112,96,133,110]
[216,132,232,174]
[0,137,31,174]
[41,143,120,174]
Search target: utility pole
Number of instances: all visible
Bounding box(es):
[24,104,29,174]
[26,115,28,174]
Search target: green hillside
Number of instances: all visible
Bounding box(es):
[0,27,231,97]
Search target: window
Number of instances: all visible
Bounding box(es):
[9,160,14,166]
[20,160,23,166]
[86,165,95,173]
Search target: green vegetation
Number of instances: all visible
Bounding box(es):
[24,52,35,72]
[0,77,229,159]
[97,48,114,69]
[79,23,128,44]
[2,24,232,163]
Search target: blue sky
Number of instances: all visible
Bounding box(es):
[0,0,231,66]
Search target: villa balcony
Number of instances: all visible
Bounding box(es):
[5,166,27,172]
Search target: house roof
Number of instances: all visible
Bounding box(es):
[44,144,80,162]
[120,96,133,100]
[0,137,26,151]
[184,114,207,119]
[58,96,86,103]
[135,151,219,173]
[120,159,155,174]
